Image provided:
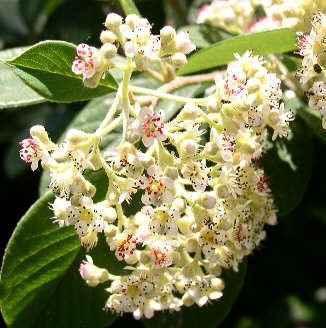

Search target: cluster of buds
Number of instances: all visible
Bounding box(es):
[296,11,326,128]
[20,12,294,320]
[197,0,326,34]
[72,13,195,87]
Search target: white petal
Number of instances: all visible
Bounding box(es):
[209,291,223,300]
[142,135,154,147]
[198,295,209,307]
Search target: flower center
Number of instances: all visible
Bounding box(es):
[146,176,165,195]
[142,113,164,138]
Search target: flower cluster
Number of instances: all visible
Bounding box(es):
[197,0,326,34]
[296,11,326,128]
[72,13,195,87]
[19,13,293,320]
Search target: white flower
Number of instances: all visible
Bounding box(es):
[110,231,141,262]
[136,205,179,237]
[72,43,101,79]
[19,138,45,171]
[181,160,209,192]
[105,142,145,178]
[136,165,175,206]
[148,239,175,268]
[175,31,196,54]
[132,106,167,147]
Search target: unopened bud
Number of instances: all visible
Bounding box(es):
[180,139,198,156]
[125,14,139,29]
[205,142,219,156]
[101,43,117,60]
[100,30,117,44]
[160,26,176,49]
[216,184,229,198]
[104,224,118,237]
[200,193,216,209]
[181,103,199,120]
[184,237,197,253]
[105,13,122,30]
[182,293,194,307]
[30,125,55,149]
[65,129,89,144]
[170,53,187,67]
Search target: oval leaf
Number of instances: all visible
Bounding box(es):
[143,261,247,328]
[0,47,45,109]
[178,28,297,75]
[0,192,80,328]
[6,41,117,102]
[262,119,312,216]
[178,24,233,48]
[298,106,326,144]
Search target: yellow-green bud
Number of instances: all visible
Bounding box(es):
[65,129,89,144]
[101,43,117,60]
[100,30,117,44]
[105,13,122,30]
[170,53,187,67]
[30,125,55,149]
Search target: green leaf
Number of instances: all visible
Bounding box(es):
[0,192,80,328]
[298,106,326,144]
[117,0,141,16]
[283,91,326,144]
[0,47,45,109]
[262,119,312,216]
[178,24,233,48]
[6,41,118,102]
[143,260,247,328]
[178,28,297,75]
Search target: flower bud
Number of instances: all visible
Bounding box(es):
[65,129,89,144]
[79,255,109,287]
[100,30,117,44]
[125,14,139,29]
[200,193,216,209]
[30,125,55,149]
[101,43,117,60]
[182,293,195,307]
[180,139,198,156]
[172,198,185,212]
[170,53,187,67]
[104,224,118,237]
[215,184,230,198]
[246,78,260,93]
[105,13,122,30]
[184,237,197,253]
[181,103,199,120]
[207,98,220,113]
[160,26,176,49]
[205,142,219,156]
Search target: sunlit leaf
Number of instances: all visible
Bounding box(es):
[6,41,117,102]
[0,47,45,109]
[178,28,297,75]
